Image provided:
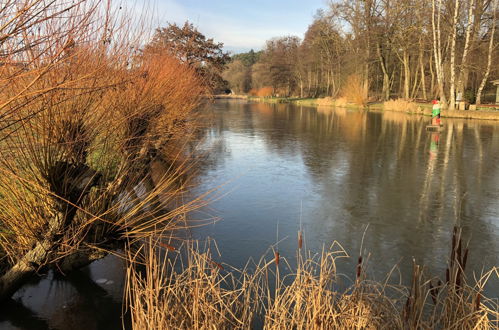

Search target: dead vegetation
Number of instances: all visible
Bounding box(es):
[126,227,498,329]
[383,99,422,113]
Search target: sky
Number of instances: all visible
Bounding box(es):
[131,0,328,54]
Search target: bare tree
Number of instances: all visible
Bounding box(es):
[432,0,448,106]
[476,0,497,104]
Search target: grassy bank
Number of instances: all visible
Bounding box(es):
[127,227,498,329]
[219,95,499,121]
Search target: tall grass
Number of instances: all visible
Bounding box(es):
[126,227,498,329]
[383,99,422,113]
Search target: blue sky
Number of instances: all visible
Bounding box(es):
[133,0,328,54]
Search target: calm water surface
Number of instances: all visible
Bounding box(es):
[192,100,499,294]
[1,100,498,329]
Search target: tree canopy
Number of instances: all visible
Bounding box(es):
[143,22,230,91]
[222,1,498,105]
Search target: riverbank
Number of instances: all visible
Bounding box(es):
[216,95,499,121]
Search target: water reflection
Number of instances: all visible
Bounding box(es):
[0,255,128,330]
[193,100,499,295]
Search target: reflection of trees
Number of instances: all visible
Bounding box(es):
[1,266,127,330]
[197,101,499,282]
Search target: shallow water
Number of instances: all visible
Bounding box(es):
[1,100,498,329]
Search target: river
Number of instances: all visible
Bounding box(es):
[1,99,498,329]
[191,100,499,294]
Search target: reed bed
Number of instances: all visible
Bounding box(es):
[126,227,498,329]
[383,99,423,114]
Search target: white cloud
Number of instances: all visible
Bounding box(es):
[125,0,306,52]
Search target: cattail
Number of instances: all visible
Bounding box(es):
[274,251,280,266]
[159,242,176,251]
[404,297,411,322]
[211,260,224,271]
[451,227,457,267]
[457,238,462,266]
[429,281,437,304]
[462,248,469,270]
[298,231,303,249]
[475,292,481,311]
[356,256,363,280]
[446,268,450,283]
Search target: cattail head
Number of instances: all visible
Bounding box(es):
[211,260,224,271]
[274,251,280,266]
[298,231,303,250]
[356,256,363,279]
[475,292,481,311]
[159,242,176,251]
[429,281,437,304]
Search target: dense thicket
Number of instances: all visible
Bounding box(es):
[223,0,498,107]
[0,0,208,302]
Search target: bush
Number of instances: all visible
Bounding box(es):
[256,86,273,97]
[341,74,368,106]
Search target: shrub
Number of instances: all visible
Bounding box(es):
[256,86,273,97]
[341,74,368,106]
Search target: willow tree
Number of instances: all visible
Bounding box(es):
[0,1,208,302]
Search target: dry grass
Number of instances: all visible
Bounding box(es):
[384,99,422,113]
[249,87,273,97]
[341,74,368,106]
[126,227,498,329]
[316,96,348,107]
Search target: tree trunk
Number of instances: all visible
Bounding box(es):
[456,0,475,104]
[403,50,410,99]
[419,46,427,100]
[476,0,497,104]
[377,42,391,100]
[0,163,104,302]
[430,52,435,98]
[449,0,460,110]
[432,0,447,107]
[0,211,72,301]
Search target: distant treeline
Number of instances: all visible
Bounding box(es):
[223,0,498,108]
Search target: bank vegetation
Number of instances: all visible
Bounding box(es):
[127,228,498,329]
[0,0,212,302]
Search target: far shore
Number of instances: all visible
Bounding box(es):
[213,94,499,121]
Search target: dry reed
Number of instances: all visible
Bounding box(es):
[341,74,368,106]
[126,227,498,329]
[383,99,422,113]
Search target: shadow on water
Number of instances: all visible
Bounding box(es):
[0,255,130,330]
